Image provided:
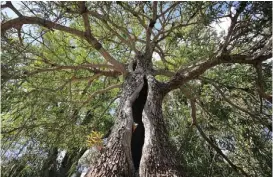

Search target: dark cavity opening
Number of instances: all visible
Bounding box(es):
[132,61,137,71]
[131,76,148,170]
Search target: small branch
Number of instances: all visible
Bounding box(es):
[253,37,272,60]
[154,5,199,43]
[154,44,176,68]
[189,99,197,126]
[85,8,139,53]
[82,83,122,105]
[57,74,101,91]
[81,74,102,96]
[255,63,272,103]
[156,2,180,19]
[202,78,271,131]
[98,96,119,120]
[1,122,57,134]
[82,63,117,70]
[195,124,250,177]
[205,79,258,118]
[2,1,23,17]
[117,2,147,29]
[189,100,250,177]
[155,22,198,43]
[201,77,253,93]
[96,17,138,52]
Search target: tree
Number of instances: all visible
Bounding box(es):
[1,1,272,177]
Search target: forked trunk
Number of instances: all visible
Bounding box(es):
[86,59,185,177]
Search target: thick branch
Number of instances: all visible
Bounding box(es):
[164,54,272,92]
[2,16,85,37]
[25,65,121,77]
[80,2,91,35]
[1,4,9,8]
[218,2,247,54]
[2,16,126,73]
[145,2,158,55]
[1,1,23,17]
[79,3,126,73]
[152,69,174,77]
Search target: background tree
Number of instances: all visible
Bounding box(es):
[1,1,272,177]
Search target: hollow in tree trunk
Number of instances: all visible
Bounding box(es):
[86,58,185,177]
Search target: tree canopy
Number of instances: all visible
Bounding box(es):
[1,1,272,177]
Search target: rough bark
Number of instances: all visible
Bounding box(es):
[86,71,145,177]
[1,2,271,177]
[139,75,185,177]
[86,60,184,177]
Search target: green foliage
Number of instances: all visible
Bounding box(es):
[1,1,271,177]
[163,63,271,176]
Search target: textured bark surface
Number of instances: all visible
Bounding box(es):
[86,72,184,176]
[139,75,185,177]
[86,72,144,177]
[86,55,184,177]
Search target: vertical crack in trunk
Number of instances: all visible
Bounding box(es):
[131,76,148,172]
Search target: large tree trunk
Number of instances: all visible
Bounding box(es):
[139,75,184,177]
[86,58,185,177]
